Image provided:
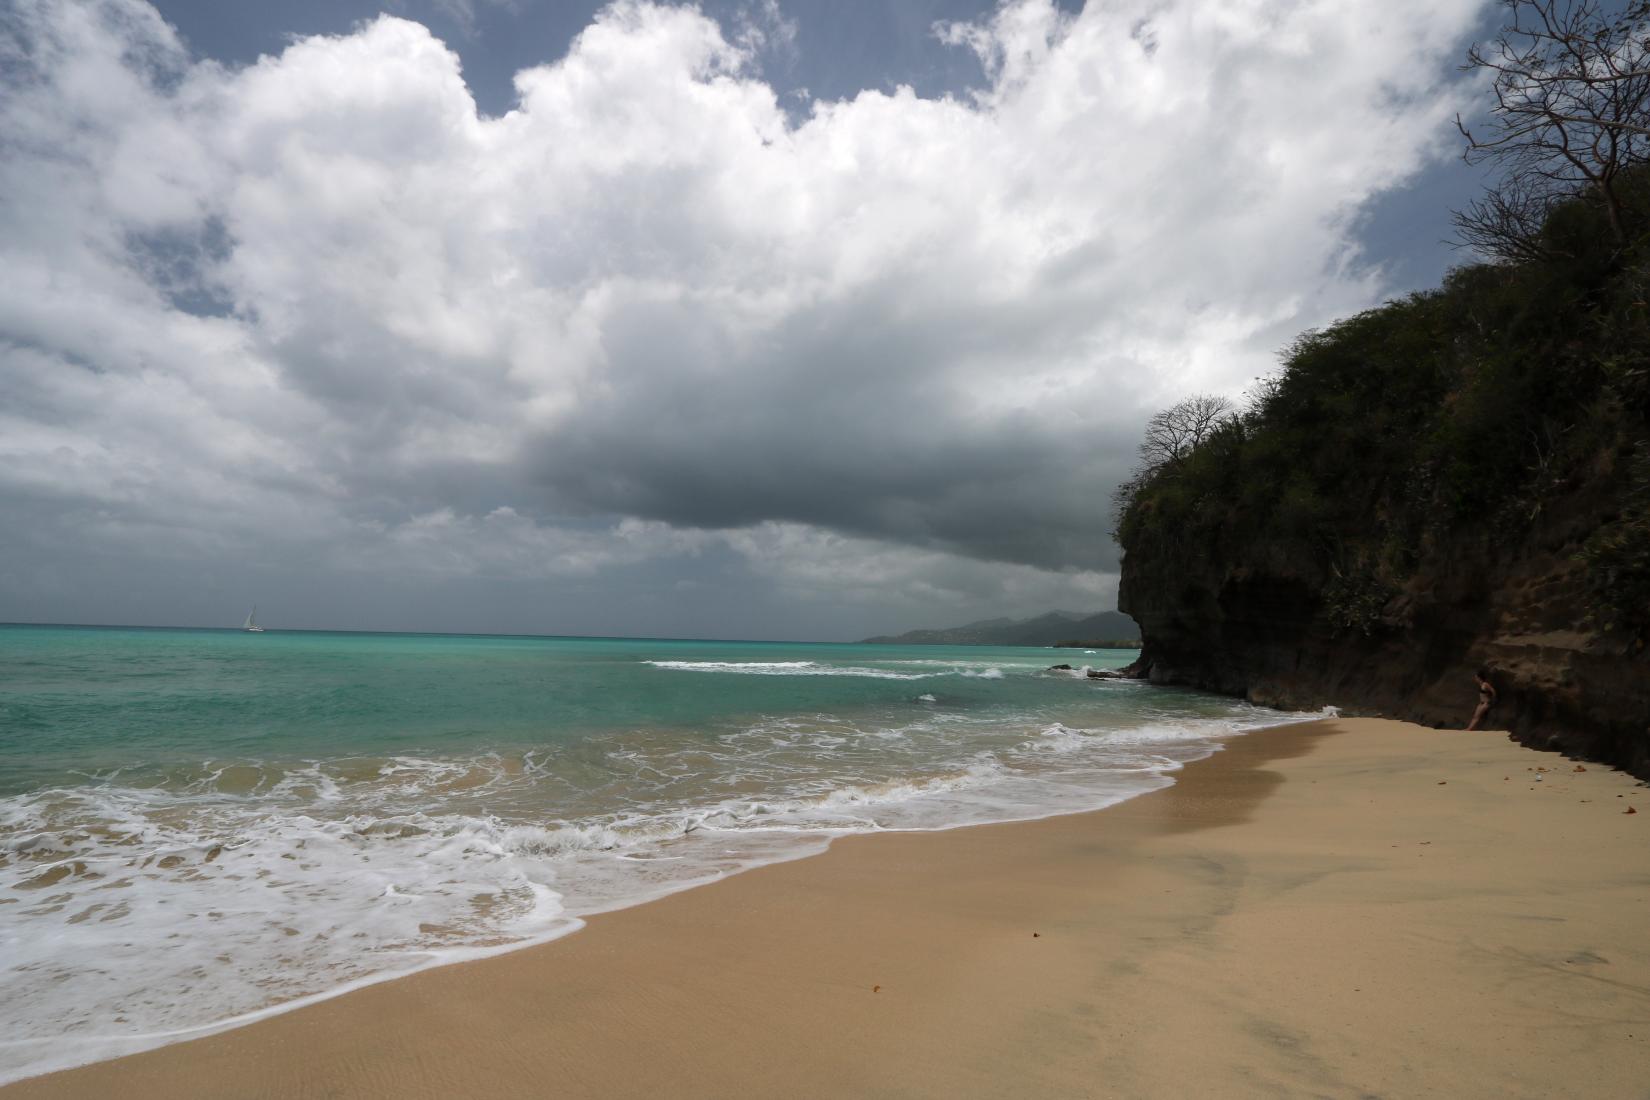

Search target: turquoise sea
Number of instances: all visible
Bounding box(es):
[0,624,1312,1081]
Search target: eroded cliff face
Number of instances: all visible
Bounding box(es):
[1118,498,1650,779]
[1112,171,1650,777]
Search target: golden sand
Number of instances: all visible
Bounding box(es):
[8,718,1648,1098]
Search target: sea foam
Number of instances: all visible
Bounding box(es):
[0,638,1319,1085]
[646,660,940,679]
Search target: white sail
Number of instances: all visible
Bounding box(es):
[243,606,264,632]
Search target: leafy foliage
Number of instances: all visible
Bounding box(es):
[1580,448,1650,636]
[1117,166,1650,638]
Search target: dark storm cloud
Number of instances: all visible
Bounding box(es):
[526,281,1131,569]
[0,0,1492,635]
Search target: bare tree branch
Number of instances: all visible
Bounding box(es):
[1451,175,1566,262]
[1542,111,1650,137]
[1456,0,1650,253]
[1111,394,1236,536]
[1137,394,1234,471]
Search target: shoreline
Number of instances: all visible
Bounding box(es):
[9,717,1649,1097]
[0,702,1289,1087]
[5,716,1296,1091]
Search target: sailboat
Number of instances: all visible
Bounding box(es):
[242,606,265,633]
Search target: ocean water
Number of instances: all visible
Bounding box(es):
[0,624,1312,1082]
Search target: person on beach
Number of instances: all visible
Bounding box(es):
[1466,668,1497,730]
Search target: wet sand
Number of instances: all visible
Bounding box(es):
[8,717,1649,1098]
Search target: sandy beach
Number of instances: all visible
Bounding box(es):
[8,716,1648,1099]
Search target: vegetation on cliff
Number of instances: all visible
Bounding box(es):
[1117,0,1650,645]
[1112,0,1650,773]
[1117,167,1650,640]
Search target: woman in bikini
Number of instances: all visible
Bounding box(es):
[1466,667,1497,730]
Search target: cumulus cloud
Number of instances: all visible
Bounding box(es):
[0,0,1485,632]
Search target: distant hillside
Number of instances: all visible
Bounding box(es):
[862,610,1139,647]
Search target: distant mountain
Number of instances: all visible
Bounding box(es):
[861,610,1140,647]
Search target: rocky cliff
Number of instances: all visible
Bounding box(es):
[1114,173,1650,779]
[1118,480,1650,778]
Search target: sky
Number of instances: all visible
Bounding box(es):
[0,0,1500,640]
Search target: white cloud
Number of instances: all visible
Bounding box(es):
[0,0,1486,631]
